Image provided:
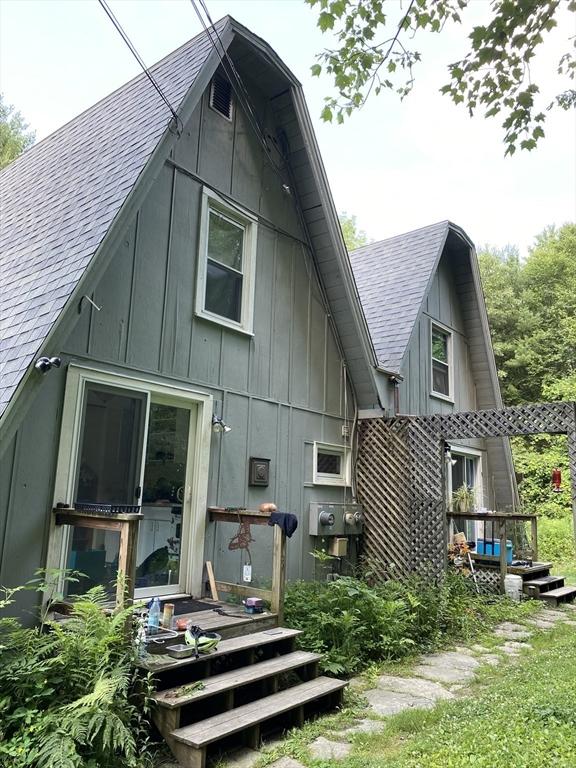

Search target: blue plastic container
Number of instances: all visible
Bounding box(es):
[476,539,513,564]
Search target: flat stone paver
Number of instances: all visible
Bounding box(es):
[526,618,556,630]
[309,737,352,760]
[496,622,532,632]
[564,619,576,626]
[471,644,491,653]
[494,627,532,640]
[501,641,532,655]
[412,663,476,684]
[268,758,306,768]
[479,654,501,666]
[334,718,384,736]
[421,651,480,670]
[365,688,436,715]
[376,674,454,700]
[538,610,568,622]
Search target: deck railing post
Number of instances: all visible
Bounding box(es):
[499,520,507,592]
[271,524,287,623]
[530,516,538,562]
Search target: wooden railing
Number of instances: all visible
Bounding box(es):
[207,507,287,623]
[447,510,538,591]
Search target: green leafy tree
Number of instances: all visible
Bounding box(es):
[0,94,35,170]
[339,211,370,250]
[307,0,575,154]
[478,245,528,404]
[479,228,575,563]
[478,225,576,404]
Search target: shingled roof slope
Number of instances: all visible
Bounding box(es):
[349,221,450,373]
[0,19,226,416]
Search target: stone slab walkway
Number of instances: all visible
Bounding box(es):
[160,604,574,768]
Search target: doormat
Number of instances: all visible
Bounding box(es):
[171,599,215,615]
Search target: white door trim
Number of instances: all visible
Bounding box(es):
[47,364,213,599]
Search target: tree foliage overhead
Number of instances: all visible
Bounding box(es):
[479,225,575,539]
[478,224,576,404]
[0,94,35,170]
[307,0,576,154]
[339,211,371,250]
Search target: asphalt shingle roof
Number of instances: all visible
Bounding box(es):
[0,19,227,416]
[349,221,450,373]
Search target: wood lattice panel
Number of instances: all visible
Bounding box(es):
[356,401,576,583]
[356,418,412,577]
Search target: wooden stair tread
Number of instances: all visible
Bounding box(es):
[539,586,576,599]
[141,627,301,673]
[172,676,347,747]
[154,651,322,708]
[523,575,563,587]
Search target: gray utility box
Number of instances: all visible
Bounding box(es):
[309,502,364,536]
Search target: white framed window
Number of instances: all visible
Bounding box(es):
[195,188,257,335]
[431,322,453,400]
[313,442,350,486]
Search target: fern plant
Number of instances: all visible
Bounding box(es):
[0,580,154,768]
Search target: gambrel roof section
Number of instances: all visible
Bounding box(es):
[350,220,505,413]
[0,17,379,420]
[349,221,449,374]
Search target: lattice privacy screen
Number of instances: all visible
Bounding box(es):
[356,402,576,582]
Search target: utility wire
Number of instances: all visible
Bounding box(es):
[97,0,182,135]
[189,0,288,181]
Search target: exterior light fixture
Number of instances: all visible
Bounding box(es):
[212,415,232,434]
[34,356,62,374]
[444,441,457,466]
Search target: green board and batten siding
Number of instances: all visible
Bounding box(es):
[0,83,354,600]
[396,234,512,509]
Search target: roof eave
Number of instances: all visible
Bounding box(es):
[0,21,236,435]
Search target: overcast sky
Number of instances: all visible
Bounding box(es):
[1,0,574,257]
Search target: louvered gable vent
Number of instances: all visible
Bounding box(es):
[210,74,233,120]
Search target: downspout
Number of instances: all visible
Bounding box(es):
[389,376,400,416]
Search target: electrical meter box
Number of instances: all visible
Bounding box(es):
[309,502,364,536]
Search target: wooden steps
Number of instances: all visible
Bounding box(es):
[154,650,321,708]
[142,627,301,675]
[149,627,346,767]
[520,566,576,606]
[523,575,564,598]
[538,585,576,607]
[170,677,346,767]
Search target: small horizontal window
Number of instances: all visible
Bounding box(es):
[313,442,350,486]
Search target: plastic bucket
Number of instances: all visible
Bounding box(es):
[504,574,523,602]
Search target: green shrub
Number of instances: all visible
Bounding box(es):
[285,572,539,677]
[538,516,576,566]
[0,580,153,768]
[284,577,415,675]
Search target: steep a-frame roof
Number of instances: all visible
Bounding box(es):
[0,17,379,420]
[349,221,450,373]
[0,21,225,415]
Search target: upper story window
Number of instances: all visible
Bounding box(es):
[431,323,452,399]
[196,189,257,334]
[313,442,350,486]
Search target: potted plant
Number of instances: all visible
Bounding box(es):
[452,484,475,513]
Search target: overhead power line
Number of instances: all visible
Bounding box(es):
[97,0,182,135]
[189,0,288,181]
